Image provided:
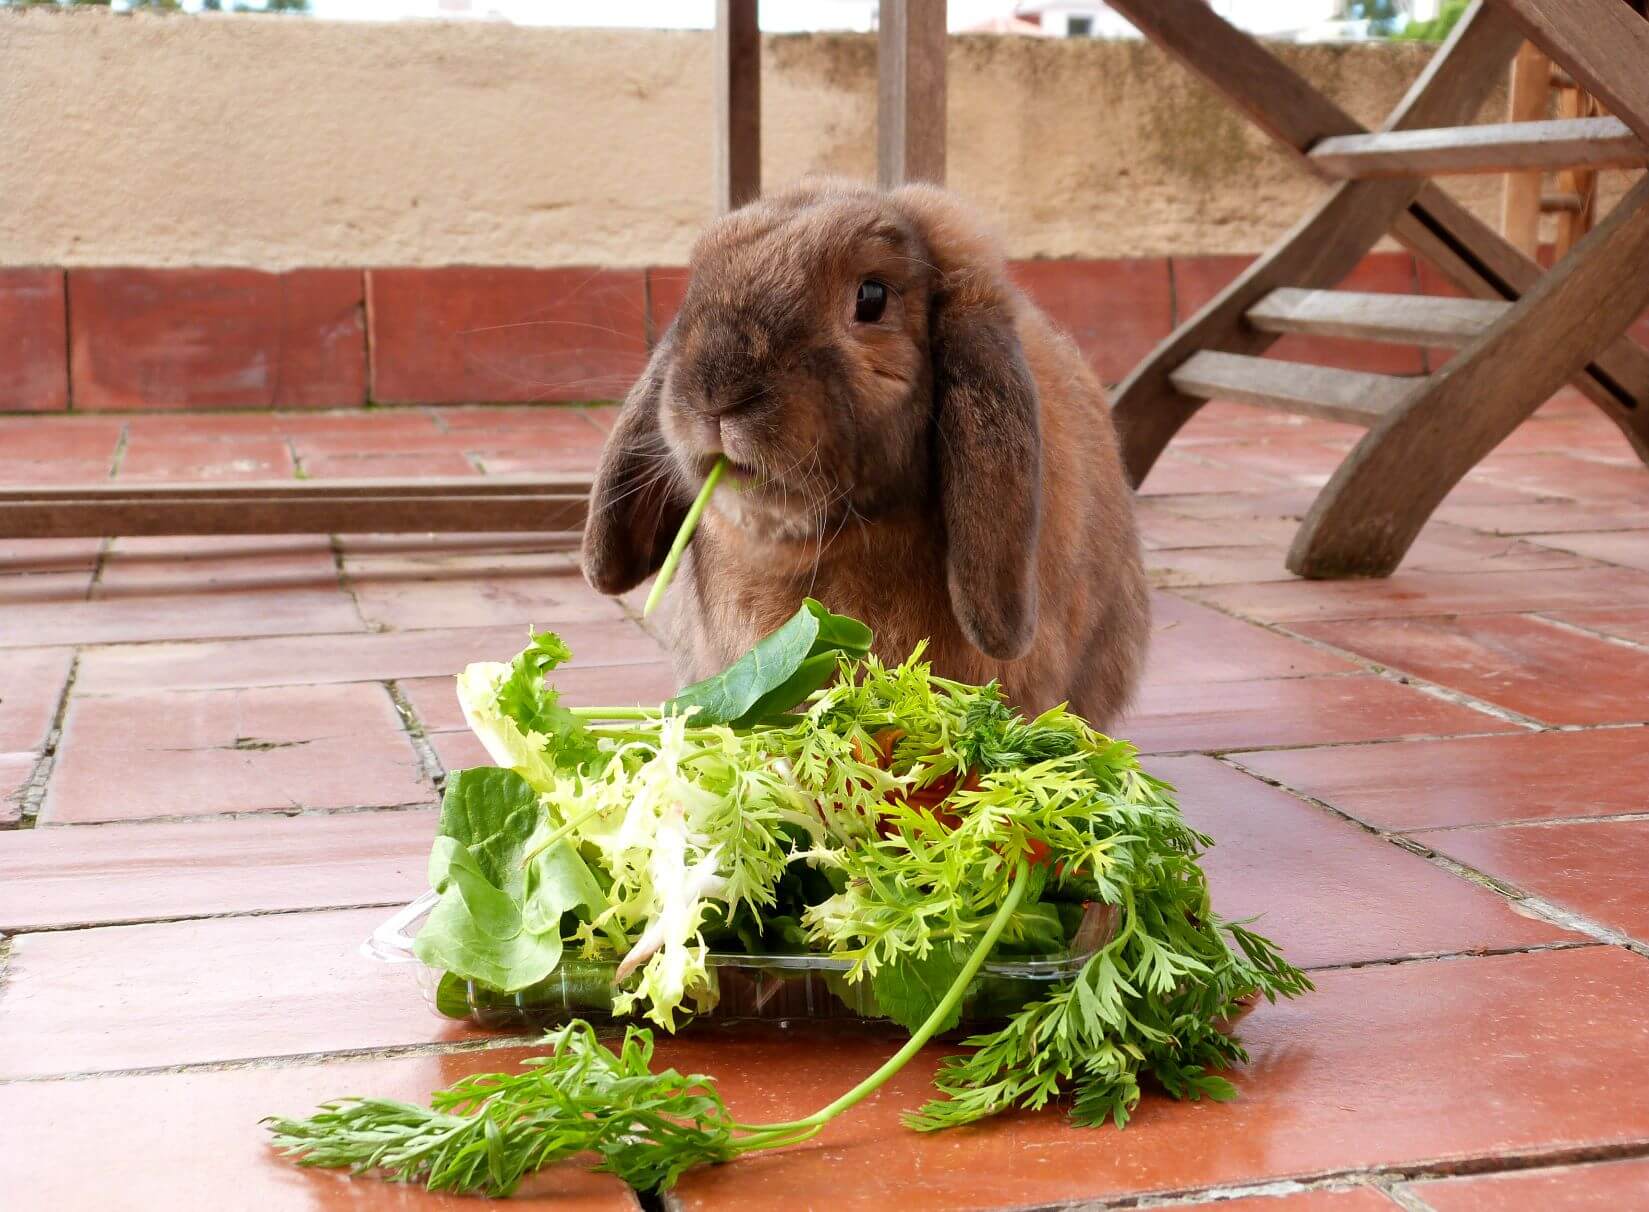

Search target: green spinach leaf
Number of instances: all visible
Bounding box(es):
[871,942,969,1035]
[666,599,873,727]
[413,767,606,992]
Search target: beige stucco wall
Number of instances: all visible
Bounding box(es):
[0,9,1633,268]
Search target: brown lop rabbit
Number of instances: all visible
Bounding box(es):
[581,180,1148,727]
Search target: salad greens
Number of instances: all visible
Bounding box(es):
[266,602,1308,1197]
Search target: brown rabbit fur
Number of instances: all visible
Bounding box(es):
[581,180,1148,727]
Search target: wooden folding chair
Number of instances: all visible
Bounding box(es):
[1106,0,1649,578]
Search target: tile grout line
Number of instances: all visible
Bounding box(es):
[1044,1138,1649,1211]
[1299,939,1598,975]
[0,1032,549,1087]
[325,529,373,631]
[385,677,448,792]
[33,797,438,829]
[4,618,663,658]
[15,649,83,830]
[1142,726,1537,761]
[3,895,419,937]
[1220,754,1649,960]
[1532,610,1649,655]
[1404,807,1649,836]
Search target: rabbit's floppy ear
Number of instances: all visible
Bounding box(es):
[894,186,1042,661]
[580,345,688,595]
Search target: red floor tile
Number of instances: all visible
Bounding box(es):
[1184,436,1357,480]
[1296,614,1649,726]
[116,434,297,481]
[1149,486,1338,522]
[367,267,648,405]
[0,415,125,461]
[1467,452,1649,501]
[0,267,69,411]
[663,948,1649,1210]
[94,534,341,597]
[399,660,678,734]
[301,450,481,479]
[461,421,608,460]
[43,682,429,822]
[68,268,366,410]
[280,411,451,457]
[345,552,627,631]
[71,619,663,694]
[1429,496,1649,536]
[42,734,427,823]
[428,728,489,774]
[473,449,607,476]
[1152,527,1595,588]
[1420,819,1649,945]
[0,1049,640,1210]
[0,809,434,931]
[1526,528,1649,572]
[122,412,287,439]
[1547,605,1649,648]
[1143,593,1358,686]
[1155,756,1569,968]
[1,751,32,826]
[1137,452,1288,496]
[1135,502,1301,551]
[1408,1157,1649,1211]
[0,587,364,650]
[0,907,477,1078]
[1122,674,1515,754]
[435,404,609,434]
[0,647,72,751]
[1188,567,1649,624]
[1237,728,1649,832]
[1149,546,1301,588]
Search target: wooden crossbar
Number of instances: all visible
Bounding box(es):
[1309,116,1646,178]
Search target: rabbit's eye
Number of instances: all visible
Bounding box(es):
[854,280,889,324]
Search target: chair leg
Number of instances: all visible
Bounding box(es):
[1288,175,1649,578]
[1395,186,1649,466]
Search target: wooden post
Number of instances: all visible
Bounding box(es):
[1501,40,1551,257]
[877,0,946,187]
[714,0,760,214]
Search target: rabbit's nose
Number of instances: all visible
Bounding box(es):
[699,382,768,418]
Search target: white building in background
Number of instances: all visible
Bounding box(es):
[1014,1,1447,41]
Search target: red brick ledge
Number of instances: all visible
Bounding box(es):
[3,255,1640,413]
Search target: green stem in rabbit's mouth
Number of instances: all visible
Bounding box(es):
[643,455,729,618]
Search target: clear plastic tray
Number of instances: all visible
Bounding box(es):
[366,890,1115,1030]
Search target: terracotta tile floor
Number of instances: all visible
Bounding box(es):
[2,396,1648,1209]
